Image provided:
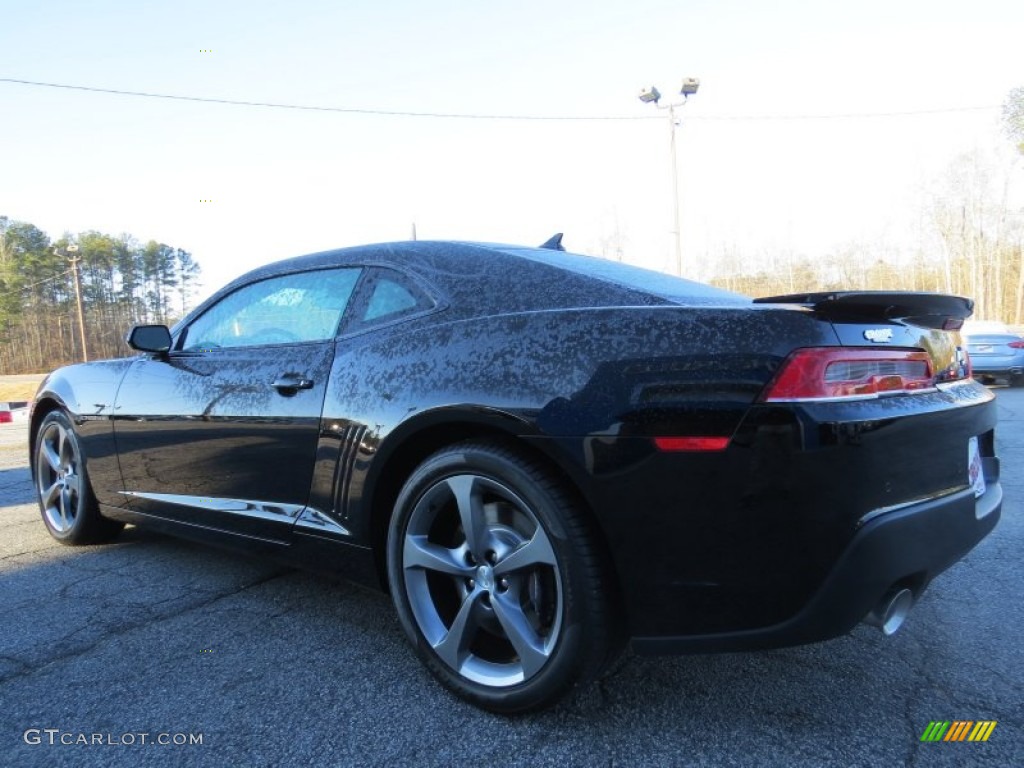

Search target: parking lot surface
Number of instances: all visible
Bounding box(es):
[1,390,1022,767]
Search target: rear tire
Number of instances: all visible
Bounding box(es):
[34,411,124,545]
[386,440,620,713]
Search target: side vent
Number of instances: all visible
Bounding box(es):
[335,424,367,520]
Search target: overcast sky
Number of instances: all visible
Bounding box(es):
[1,0,1021,300]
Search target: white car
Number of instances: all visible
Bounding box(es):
[0,401,29,424]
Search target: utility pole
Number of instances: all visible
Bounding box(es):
[66,244,88,362]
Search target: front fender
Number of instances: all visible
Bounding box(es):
[30,359,136,505]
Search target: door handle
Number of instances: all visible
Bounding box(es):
[272,375,314,394]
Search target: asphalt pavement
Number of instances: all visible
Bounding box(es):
[1,390,1022,767]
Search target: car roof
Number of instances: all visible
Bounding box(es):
[193,241,748,326]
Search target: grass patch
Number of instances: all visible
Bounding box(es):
[0,376,47,402]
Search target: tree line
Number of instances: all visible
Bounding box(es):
[709,88,1024,325]
[708,173,1024,325]
[709,237,1023,326]
[0,217,200,374]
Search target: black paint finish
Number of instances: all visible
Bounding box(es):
[29,241,1003,651]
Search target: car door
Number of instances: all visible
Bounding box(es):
[113,267,361,542]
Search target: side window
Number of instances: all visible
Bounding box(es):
[364,278,419,321]
[181,268,360,350]
[358,269,433,325]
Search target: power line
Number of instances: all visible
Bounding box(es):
[0,77,1002,122]
[695,105,1001,121]
[0,77,652,121]
[16,268,74,291]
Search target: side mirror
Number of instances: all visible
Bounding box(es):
[126,324,172,354]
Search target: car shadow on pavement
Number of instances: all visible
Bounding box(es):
[0,466,35,506]
[1,506,1018,767]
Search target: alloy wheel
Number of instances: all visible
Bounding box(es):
[36,420,83,534]
[400,473,563,687]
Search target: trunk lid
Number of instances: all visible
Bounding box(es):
[754,291,973,384]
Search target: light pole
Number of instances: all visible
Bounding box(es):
[639,78,700,277]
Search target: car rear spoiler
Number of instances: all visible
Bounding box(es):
[752,291,974,330]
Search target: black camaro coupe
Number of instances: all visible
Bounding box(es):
[30,238,1002,712]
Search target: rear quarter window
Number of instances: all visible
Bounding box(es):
[348,268,436,331]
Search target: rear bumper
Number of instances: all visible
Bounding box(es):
[632,458,1001,654]
[972,367,1023,378]
[970,355,1024,377]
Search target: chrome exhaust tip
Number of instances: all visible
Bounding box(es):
[864,588,914,636]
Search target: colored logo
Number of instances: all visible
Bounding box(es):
[920,721,997,742]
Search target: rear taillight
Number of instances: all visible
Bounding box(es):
[760,348,935,402]
[0,411,10,424]
[1008,340,1024,349]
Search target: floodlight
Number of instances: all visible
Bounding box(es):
[638,86,661,104]
[680,78,700,97]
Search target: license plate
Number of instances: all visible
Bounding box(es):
[968,436,986,499]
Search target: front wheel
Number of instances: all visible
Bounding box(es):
[386,440,620,713]
[34,410,124,545]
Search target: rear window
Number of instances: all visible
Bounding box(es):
[504,247,749,306]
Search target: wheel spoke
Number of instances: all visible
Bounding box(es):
[404,536,473,577]
[433,589,482,670]
[41,438,61,474]
[446,475,488,557]
[494,530,556,576]
[64,472,81,500]
[43,480,61,508]
[491,590,550,678]
[58,488,71,530]
[58,426,72,470]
